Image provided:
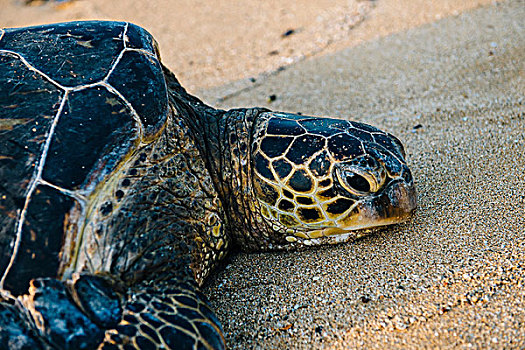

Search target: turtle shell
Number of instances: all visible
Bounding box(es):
[0,21,169,294]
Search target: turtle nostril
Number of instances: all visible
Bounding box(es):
[403,169,413,185]
[345,173,370,193]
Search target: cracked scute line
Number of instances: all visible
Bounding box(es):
[0,91,69,290]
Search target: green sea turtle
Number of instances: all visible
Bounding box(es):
[0,21,416,349]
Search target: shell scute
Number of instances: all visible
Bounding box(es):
[42,87,138,190]
[0,54,63,198]
[124,23,157,53]
[0,21,126,86]
[107,50,168,137]
[0,53,65,282]
[3,185,77,294]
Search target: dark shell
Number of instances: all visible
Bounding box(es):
[0,21,169,294]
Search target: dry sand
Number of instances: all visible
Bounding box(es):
[0,0,376,91]
[2,0,524,349]
[204,1,525,349]
[0,0,501,92]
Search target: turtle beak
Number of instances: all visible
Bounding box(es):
[354,179,417,228]
[334,175,417,231]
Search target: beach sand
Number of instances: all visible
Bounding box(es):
[0,0,501,92]
[204,1,525,348]
[2,0,523,348]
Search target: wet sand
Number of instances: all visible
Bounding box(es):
[2,0,523,348]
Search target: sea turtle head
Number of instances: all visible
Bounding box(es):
[250,112,416,246]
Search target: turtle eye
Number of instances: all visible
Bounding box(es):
[344,172,370,193]
[336,167,377,196]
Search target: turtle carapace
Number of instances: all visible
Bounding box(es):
[0,21,416,349]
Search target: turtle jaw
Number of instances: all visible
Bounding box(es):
[336,178,417,231]
[293,178,417,245]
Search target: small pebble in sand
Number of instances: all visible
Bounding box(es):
[282,29,296,38]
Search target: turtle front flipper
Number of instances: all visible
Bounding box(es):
[0,279,225,350]
[101,275,225,350]
[0,276,112,349]
[0,297,45,349]
[0,272,225,350]
[19,277,110,349]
